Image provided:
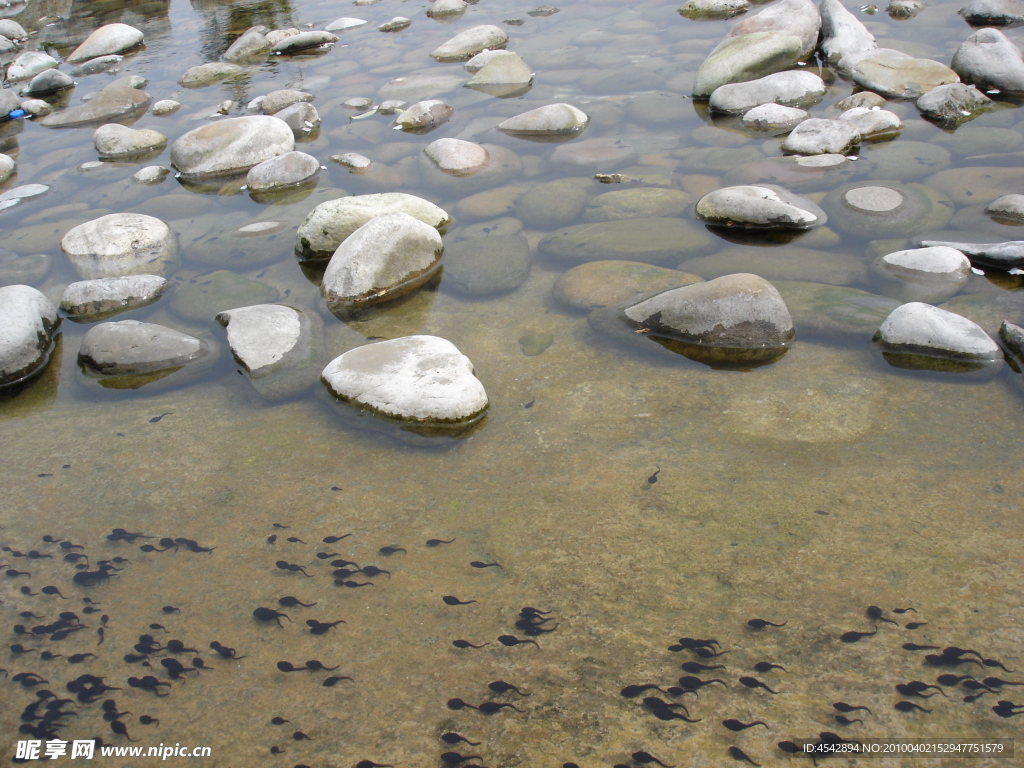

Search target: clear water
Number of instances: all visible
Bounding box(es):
[2,0,1024,765]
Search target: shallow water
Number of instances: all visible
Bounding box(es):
[3,0,1024,765]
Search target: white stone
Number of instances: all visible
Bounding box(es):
[215,304,301,371]
[876,302,1001,357]
[695,184,826,228]
[93,123,167,159]
[246,150,320,192]
[0,154,13,184]
[0,20,27,41]
[60,275,168,318]
[465,49,514,73]
[79,320,208,375]
[728,0,820,57]
[708,70,826,114]
[132,166,169,184]
[261,89,313,115]
[741,102,808,130]
[431,25,508,62]
[395,100,453,131]
[466,53,533,87]
[66,23,143,64]
[274,102,319,136]
[61,214,175,279]
[7,51,58,81]
[782,117,860,154]
[379,17,411,32]
[171,115,295,178]
[870,247,972,303]
[325,17,368,31]
[838,106,903,139]
[321,335,488,422]
[820,0,877,65]
[424,138,489,175]
[496,103,589,135]
[428,0,468,17]
[952,28,1024,93]
[151,99,181,116]
[986,193,1024,220]
[844,186,903,212]
[0,285,59,389]
[272,30,337,54]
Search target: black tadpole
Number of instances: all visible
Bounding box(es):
[139,715,159,726]
[893,607,917,614]
[41,586,69,599]
[678,676,727,690]
[443,596,477,606]
[322,535,352,543]
[271,717,291,725]
[165,640,198,654]
[162,606,180,614]
[277,661,303,673]
[672,637,720,651]
[739,677,779,694]
[279,596,317,608]
[643,698,699,722]
[292,731,312,741]
[479,701,523,714]
[335,580,374,588]
[894,700,931,713]
[253,607,291,627]
[322,676,354,687]
[427,538,456,547]
[355,761,393,768]
[866,606,898,625]
[379,546,406,556]
[489,680,529,696]
[469,561,501,569]
[149,412,172,423]
[304,660,339,672]
[983,658,1014,673]
[925,654,983,668]
[68,653,96,664]
[361,565,390,578]
[286,536,306,544]
[275,561,311,577]
[984,677,1024,688]
[722,719,768,732]
[728,747,761,767]
[110,720,137,741]
[453,640,490,649]
[621,684,665,698]
[497,635,538,648]
[447,698,478,711]
[307,619,345,635]
[840,629,877,643]
[833,702,871,714]
[747,619,786,629]
[441,752,482,765]
[632,751,674,767]
[903,643,939,651]
[834,715,863,726]
[682,661,726,673]
[993,701,1024,718]
[209,641,245,660]
[905,622,928,630]
[777,742,800,755]
[441,733,481,746]
[753,662,786,673]
[896,681,946,698]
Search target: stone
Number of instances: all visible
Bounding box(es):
[151,99,181,116]
[862,140,951,180]
[550,137,637,171]
[678,0,750,19]
[22,69,74,97]
[465,49,514,73]
[538,218,714,266]
[41,86,151,128]
[773,280,900,337]
[742,103,809,131]
[71,55,123,76]
[7,51,58,82]
[708,70,826,114]
[321,335,488,439]
[680,246,866,286]
[834,91,887,110]
[959,0,1024,25]
[596,273,795,367]
[914,237,1024,269]
[60,275,168,320]
[941,290,1024,337]
[925,166,1024,205]
[841,48,959,99]
[823,181,954,238]
[692,32,804,98]
[79,320,212,376]
[999,321,1024,366]
[986,194,1024,222]
[171,116,294,179]
[61,214,175,279]
[869,246,972,303]
[497,103,589,136]
[442,234,531,295]
[216,304,323,400]
[423,138,489,176]
[838,106,903,140]
[728,0,820,57]
[321,212,443,313]
[695,184,826,229]
[466,53,533,92]
[379,17,411,32]
[724,154,856,191]
[325,17,368,31]
[246,150,319,193]
[67,23,143,64]
[133,166,169,184]
[273,102,319,137]
[0,284,59,390]
[584,187,693,222]
[820,0,877,65]
[515,180,588,228]
[873,302,1003,373]
[915,82,992,124]
[296,192,451,261]
[888,0,926,17]
[170,270,279,322]
[93,123,167,160]
[553,261,703,311]
[431,25,508,62]
[395,100,453,132]
[261,89,313,115]
[782,118,861,155]
[271,30,338,54]
[179,62,246,88]
[0,251,48,286]
[0,184,48,212]
[0,153,13,184]
[223,28,273,62]
[952,28,1024,93]
[428,0,467,17]
[932,125,1022,155]
[0,20,27,40]
[331,153,372,172]
[379,72,467,101]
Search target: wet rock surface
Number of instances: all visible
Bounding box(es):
[61,213,175,280]
[0,284,59,389]
[442,234,531,296]
[171,116,295,178]
[873,302,1004,373]
[60,275,169,320]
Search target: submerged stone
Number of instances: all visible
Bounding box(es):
[584,187,693,222]
[442,234,531,296]
[514,180,588,228]
[553,261,703,311]
[680,246,866,286]
[41,85,150,128]
[539,218,714,266]
[822,182,954,238]
[773,280,900,337]
[170,270,280,322]
[868,246,972,303]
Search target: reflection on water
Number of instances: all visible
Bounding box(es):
[2,0,1024,764]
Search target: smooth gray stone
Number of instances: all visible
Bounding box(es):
[71,55,123,76]
[395,100,453,133]
[271,30,338,54]
[888,0,926,17]
[274,102,319,136]
[66,23,143,64]
[693,31,804,98]
[838,107,903,140]
[868,246,972,303]
[222,28,273,62]
[79,319,211,375]
[773,279,901,337]
[742,103,810,132]
[22,69,74,97]
[246,150,319,193]
[7,51,58,81]
[431,25,508,62]
[261,89,313,115]
[915,238,1024,268]
[915,82,992,124]
[0,88,19,118]
[873,302,1003,373]
[171,116,294,178]
[985,194,1024,221]
[93,124,167,160]
[170,270,280,322]
[952,28,1024,93]
[782,117,860,154]
[679,0,750,19]
[179,62,247,88]
[999,320,1024,362]
[0,251,48,286]
[41,85,151,128]
[824,182,954,237]
[442,234,531,295]
[0,284,60,389]
[709,70,826,114]
[820,0,877,65]
[959,0,1024,25]
[695,184,827,229]
[841,48,959,99]
[515,180,588,228]
[61,213,175,279]
[497,102,589,136]
[60,275,168,320]
[729,0,820,57]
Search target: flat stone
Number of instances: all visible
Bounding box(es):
[925,166,1024,205]
[179,62,247,88]
[442,234,531,296]
[774,280,900,337]
[331,153,372,172]
[823,181,954,237]
[170,270,280,322]
[861,140,951,180]
[261,89,314,115]
[67,23,144,63]
[0,284,60,390]
[839,107,903,140]
[550,137,637,171]
[782,117,861,155]
[584,187,693,222]
[79,319,211,376]
[71,55,123,76]
[842,48,959,99]
[724,153,856,191]
[538,218,714,266]
[874,302,1003,373]
[324,17,368,31]
[553,260,702,311]
[379,17,411,32]
[41,86,151,128]
[395,100,453,132]
[693,31,804,98]
[322,335,488,439]
[431,25,508,62]
[271,30,338,54]
[216,303,323,400]
[93,123,167,160]
[0,251,49,286]
[869,246,972,302]
[466,53,533,91]
[296,193,450,262]
[941,290,1024,337]
[914,236,1024,269]
[960,0,1024,25]
[742,103,809,131]
[515,180,588,228]
[246,150,319,193]
[465,49,514,73]
[379,72,467,101]
[695,184,826,229]
[681,246,866,286]
[423,138,489,176]
[170,115,294,178]
[60,274,168,320]
[497,103,589,136]
[709,70,826,114]
[679,0,750,19]
[7,51,58,81]
[271,102,319,135]
[22,69,74,97]
[61,213,175,279]
[320,212,443,313]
